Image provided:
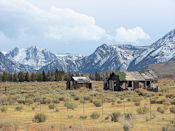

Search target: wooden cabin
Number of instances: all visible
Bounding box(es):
[104,70,158,92]
[66,76,92,90]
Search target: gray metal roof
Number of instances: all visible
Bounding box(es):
[72,76,91,83]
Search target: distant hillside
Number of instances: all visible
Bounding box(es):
[147,61,175,78]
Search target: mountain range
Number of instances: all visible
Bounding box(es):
[0,29,175,74]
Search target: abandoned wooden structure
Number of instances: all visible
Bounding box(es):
[104,70,158,92]
[66,76,92,90]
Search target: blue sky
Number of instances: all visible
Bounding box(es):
[0,0,175,55]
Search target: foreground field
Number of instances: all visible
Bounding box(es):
[0,79,175,131]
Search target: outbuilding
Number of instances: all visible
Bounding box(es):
[104,70,158,92]
[66,76,92,90]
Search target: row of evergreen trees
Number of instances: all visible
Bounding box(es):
[0,70,103,82]
[0,70,70,82]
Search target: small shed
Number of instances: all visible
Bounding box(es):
[66,76,92,90]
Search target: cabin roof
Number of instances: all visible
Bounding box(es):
[111,70,157,81]
[72,76,91,83]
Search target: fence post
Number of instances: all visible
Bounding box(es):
[149,97,152,120]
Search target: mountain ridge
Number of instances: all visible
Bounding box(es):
[0,29,175,74]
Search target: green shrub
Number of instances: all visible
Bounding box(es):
[125,113,133,120]
[105,116,109,120]
[15,106,23,111]
[171,99,175,105]
[90,112,100,119]
[48,104,55,109]
[117,100,122,104]
[84,96,90,101]
[64,102,78,110]
[32,107,35,111]
[136,106,149,114]
[33,113,47,123]
[80,115,87,120]
[123,124,130,131]
[170,106,175,113]
[41,98,51,104]
[157,107,165,114]
[25,99,33,105]
[111,112,121,122]
[74,96,80,101]
[55,108,59,112]
[52,99,60,104]
[0,107,7,112]
[132,97,141,103]
[93,100,102,107]
[134,102,140,106]
[127,98,131,102]
[59,97,65,101]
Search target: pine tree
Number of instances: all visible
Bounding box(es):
[47,70,51,81]
[18,72,24,82]
[95,72,101,81]
[13,72,18,82]
[9,73,13,81]
[51,71,55,81]
[42,70,46,81]
[31,73,36,82]
[2,72,8,82]
[55,69,59,81]
[25,72,30,82]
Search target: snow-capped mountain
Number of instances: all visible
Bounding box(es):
[1,29,175,73]
[78,44,144,73]
[0,52,33,73]
[6,46,57,70]
[38,53,83,72]
[128,29,175,70]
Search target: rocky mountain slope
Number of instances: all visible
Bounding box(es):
[0,52,33,73]
[1,29,175,74]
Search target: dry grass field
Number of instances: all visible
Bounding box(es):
[0,79,175,131]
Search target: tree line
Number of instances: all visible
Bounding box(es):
[0,70,69,82]
[0,70,103,82]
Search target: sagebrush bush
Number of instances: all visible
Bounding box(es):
[157,107,165,114]
[59,97,65,101]
[33,113,47,123]
[0,107,7,112]
[171,99,175,105]
[136,106,149,114]
[117,100,122,104]
[93,100,101,107]
[25,99,33,105]
[134,102,140,106]
[52,99,60,104]
[80,115,87,120]
[125,113,133,120]
[15,106,23,111]
[64,102,78,110]
[48,104,55,109]
[74,96,80,101]
[111,112,121,122]
[123,124,130,131]
[90,112,100,119]
[170,106,175,113]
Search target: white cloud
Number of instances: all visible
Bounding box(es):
[115,26,150,42]
[0,0,107,41]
